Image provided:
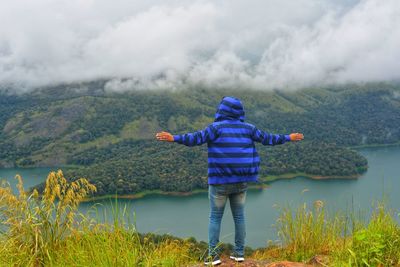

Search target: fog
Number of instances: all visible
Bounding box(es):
[0,0,399,91]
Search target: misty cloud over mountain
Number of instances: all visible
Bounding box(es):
[1,0,399,91]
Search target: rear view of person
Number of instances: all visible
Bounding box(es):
[156,96,304,265]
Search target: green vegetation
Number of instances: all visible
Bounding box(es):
[1,172,399,266]
[254,201,400,266]
[1,82,400,195]
[60,141,367,195]
[0,172,200,266]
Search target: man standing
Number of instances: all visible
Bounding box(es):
[156,96,304,265]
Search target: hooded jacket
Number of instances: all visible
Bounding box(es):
[173,96,291,184]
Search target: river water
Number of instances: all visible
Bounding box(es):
[1,145,399,248]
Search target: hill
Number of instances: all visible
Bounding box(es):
[1,82,399,195]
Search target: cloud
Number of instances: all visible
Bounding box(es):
[0,0,399,92]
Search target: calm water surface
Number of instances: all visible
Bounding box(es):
[1,146,399,248]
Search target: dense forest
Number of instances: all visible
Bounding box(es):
[62,140,367,195]
[1,82,399,195]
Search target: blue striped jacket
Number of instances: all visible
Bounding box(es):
[173,96,291,184]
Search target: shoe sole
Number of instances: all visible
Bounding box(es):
[204,259,221,266]
[230,256,245,262]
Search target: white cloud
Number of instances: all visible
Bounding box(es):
[0,0,399,91]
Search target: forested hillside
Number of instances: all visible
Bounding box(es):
[1,82,399,195]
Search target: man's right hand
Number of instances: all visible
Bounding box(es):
[289,133,304,141]
[156,131,174,142]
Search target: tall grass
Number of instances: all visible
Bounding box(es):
[0,171,199,266]
[253,200,400,266]
[275,200,347,260]
[346,205,400,266]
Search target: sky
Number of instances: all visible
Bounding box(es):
[0,0,399,92]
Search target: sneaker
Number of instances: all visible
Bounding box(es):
[229,253,245,262]
[204,255,222,266]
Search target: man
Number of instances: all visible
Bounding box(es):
[156,96,304,265]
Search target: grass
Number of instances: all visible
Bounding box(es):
[253,200,400,266]
[0,171,200,266]
[1,171,399,266]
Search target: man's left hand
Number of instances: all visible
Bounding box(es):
[290,133,304,141]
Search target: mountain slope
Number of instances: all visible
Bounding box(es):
[1,82,399,195]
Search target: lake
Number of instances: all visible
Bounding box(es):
[1,145,399,248]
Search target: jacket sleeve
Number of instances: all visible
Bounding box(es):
[173,124,219,147]
[251,126,290,145]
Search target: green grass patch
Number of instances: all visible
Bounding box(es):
[253,201,400,266]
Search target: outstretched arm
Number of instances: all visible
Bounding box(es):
[251,126,304,145]
[156,125,218,147]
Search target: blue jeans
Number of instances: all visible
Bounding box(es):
[208,182,247,257]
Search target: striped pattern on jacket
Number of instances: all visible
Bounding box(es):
[173,96,290,184]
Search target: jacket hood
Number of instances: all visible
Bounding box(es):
[214,96,245,122]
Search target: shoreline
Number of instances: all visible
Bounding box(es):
[83,172,362,202]
[83,184,270,202]
[261,172,361,182]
